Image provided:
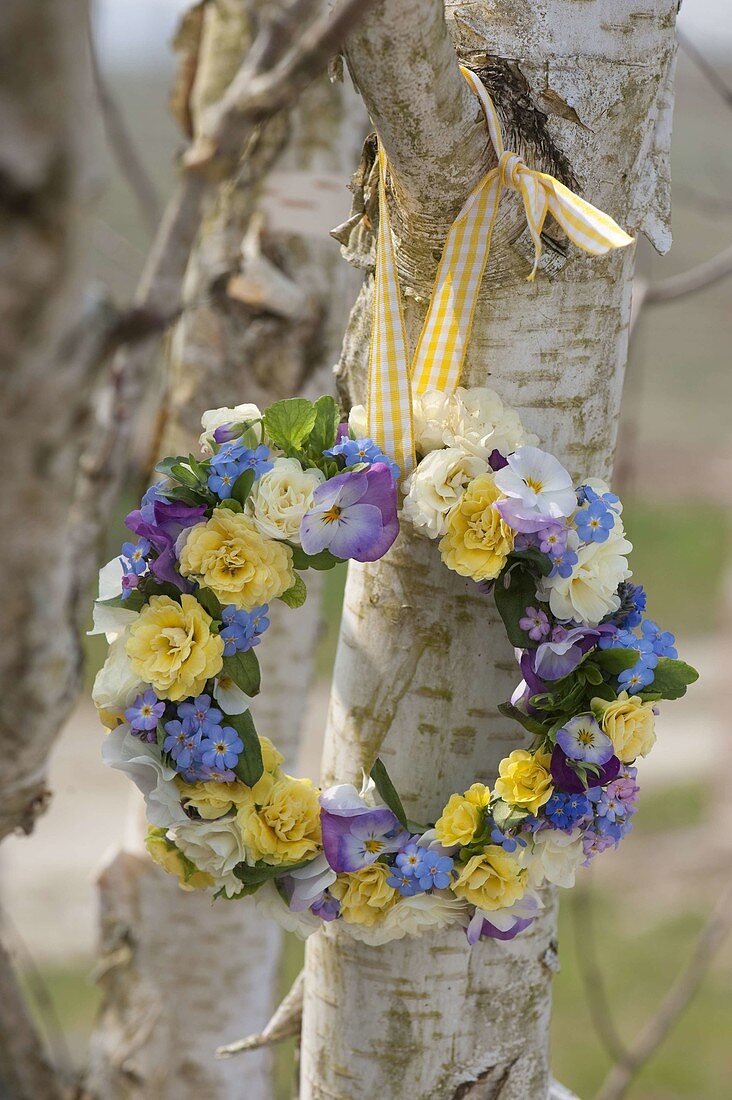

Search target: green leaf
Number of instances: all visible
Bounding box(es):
[279,573,307,608]
[195,587,222,619]
[157,485,209,507]
[222,648,261,697]
[493,566,536,648]
[188,453,208,481]
[156,720,167,753]
[232,468,255,507]
[647,657,699,700]
[288,545,341,571]
[170,462,201,488]
[233,857,313,888]
[370,758,408,829]
[594,647,639,675]
[263,398,317,453]
[154,455,187,477]
[497,701,548,737]
[491,799,528,831]
[230,710,264,787]
[507,547,552,577]
[306,395,340,455]
[583,663,604,686]
[98,589,147,613]
[219,498,243,513]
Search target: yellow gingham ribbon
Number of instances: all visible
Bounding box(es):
[368,65,634,477]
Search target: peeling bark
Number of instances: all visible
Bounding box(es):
[88,4,365,1098]
[301,2,677,1097]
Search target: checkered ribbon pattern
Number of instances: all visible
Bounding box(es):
[367,65,634,478]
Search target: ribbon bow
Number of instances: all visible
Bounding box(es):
[368,65,634,478]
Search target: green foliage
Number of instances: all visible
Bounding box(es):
[230,710,264,786]
[288,544,341,571]
[494,565,536,648]
[222,648,261,697]
[263,398,318,454]
[231,468,255,507]
[370,758,408,829]
[644,657,699,701]
[279,573,307,608]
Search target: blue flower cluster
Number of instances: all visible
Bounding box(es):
[545,791,591,831]
[207,442,273,500]
[599,602,677,691]
[220,604,270,655]
[325,436,400,481]
[387,841,454,896]
[160,693,243,781]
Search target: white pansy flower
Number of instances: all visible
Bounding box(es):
[213,676,251,715]
[92,635,146,725]
[88,558,139,640]
[250,457,325,543]
[542,527,632,625]
[443,387,537,459]
[412,390,454,454]
[521,828,585,889]
[340,891,470,946]
[101,725,187,829]
[401,448,488,538]
[347,404,368,439]
[199,402,262,454]
[172,816,247,898]
[494,446,577,527]
[256,880,322,939]
[287,854,337,911]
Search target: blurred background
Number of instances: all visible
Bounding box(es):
[1,1,731,1097]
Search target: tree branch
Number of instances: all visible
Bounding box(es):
[0,936,66,1100]
[342,0,491,214]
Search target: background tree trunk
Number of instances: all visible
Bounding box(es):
[88,3,364,1098]
[301,1,677,1097]
[0,0,92,841]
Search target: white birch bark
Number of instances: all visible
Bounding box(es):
[301,2,677,1097]
[88,4,365,1097]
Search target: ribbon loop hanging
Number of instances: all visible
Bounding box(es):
[367,64,634,479]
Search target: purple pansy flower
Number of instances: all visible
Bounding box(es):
[319,783,407,872]
[465,892,542,945]
[125,491,206,591]
[300,463,399,563]
[556,714,614,765]
[550,744,620,793]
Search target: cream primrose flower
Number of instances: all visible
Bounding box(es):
[401,448,488,539]
[102,724,188,829]
[522,826,585,889]
[347,403,368,439]
[249,457,325,544]
[89,558,140,640]
[412,389,454,454]
[172,816,247,898]
[443,386,538,459]
[542,522,632,626]
[255,879,323,940]
[92,634,146,727]
[493,445,577,530]
[199,402,262,454]
[339,891,471,946]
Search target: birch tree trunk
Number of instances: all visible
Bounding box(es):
[0,0,92,840]
[301,1,677,1097]
[88,4,364,1098]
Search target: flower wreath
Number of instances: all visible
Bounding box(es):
[92,391,697,946]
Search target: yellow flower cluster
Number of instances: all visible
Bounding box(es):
[179,509,295,610]
[237,773,322,866]
[494,749,553,815]
[330,863,398,926]
[435,782,490,846]
[439,472,514,582]
[453,844,526,911]
[593,691,656,762]
[126,594,223,701]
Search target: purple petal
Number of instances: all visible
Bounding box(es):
[320,806,400,872]
[496,498,554,534]
[478,916,534,941]
[534,643,584,681]
[326,503,386,560]
[550,745,621,793]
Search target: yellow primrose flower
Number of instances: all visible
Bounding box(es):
[259,734,285,775]
[126,594,224,702]
[435,782,491,846]
[176,777,252,820]
[237,775,321,866]
[593,691,656,762]
[494,748,553,815]
[453,844,526,911]
[145,828,214,891]
[330,863,398,926]
[179,509,294,610]
[438,473,514,582]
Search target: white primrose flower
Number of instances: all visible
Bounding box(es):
[213,675,251,715]
[347,404,368,439]
[88,558,139,640]
[172,816,247,898]
[542,529,632,626]
[250,457,325,543]
[443,387,537,459]
[412,389,454,454]
[493,446,577,528]
[339,891,470,946]
[92,635,146,724]
[521,827,586,889]
[199,402,263,454]
[101,724,187,829]
[256,880,322,939]
[401,448,488,539]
